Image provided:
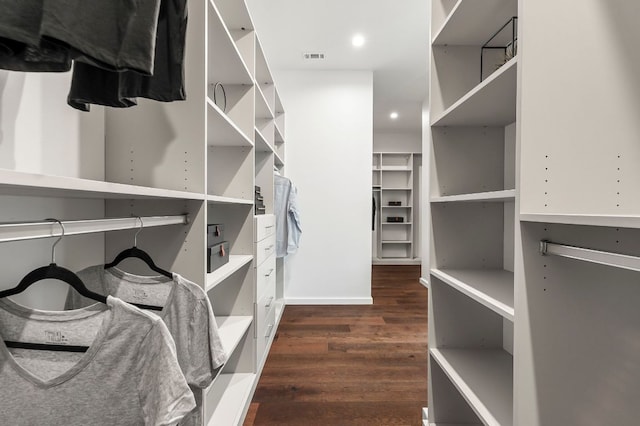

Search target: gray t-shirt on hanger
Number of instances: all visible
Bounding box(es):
[0,296,196,426]
[65,266,228,426]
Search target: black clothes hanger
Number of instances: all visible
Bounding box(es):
[104,217,169,311]
[0,219,107,353]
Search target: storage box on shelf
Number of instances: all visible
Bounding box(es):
[427,0,517,423]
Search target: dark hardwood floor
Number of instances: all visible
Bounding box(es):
[244,265,428,426]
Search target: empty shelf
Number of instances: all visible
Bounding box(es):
[520,213,640,229]
[430,348,513,426]
[207,99,254,147]
[206,255,254,291]
[431,189,516,203]
[431,268,514,321]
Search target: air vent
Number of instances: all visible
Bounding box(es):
[303,53,325,60]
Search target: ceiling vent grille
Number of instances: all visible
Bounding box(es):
[303,53,325,60]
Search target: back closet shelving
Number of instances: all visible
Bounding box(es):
[427,1,640,425]
[372,152,421,264]
[0,0,286,425]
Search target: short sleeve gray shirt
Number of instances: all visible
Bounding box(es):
[0,296,196,425]
[66,266,228,426]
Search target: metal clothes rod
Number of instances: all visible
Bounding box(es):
[539,240,640,273]
[0,215,189,244]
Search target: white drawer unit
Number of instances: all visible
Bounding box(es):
[256,254,276,302]
[256,278,277,365]
[254,214,275,242]
[255,233,276,267]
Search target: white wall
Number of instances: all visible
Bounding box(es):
[0,72,105,179]
[374,130,422,153]
[277,70,373,304]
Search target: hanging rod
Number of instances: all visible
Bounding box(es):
[539,240,640,273]
[0,215,189,244]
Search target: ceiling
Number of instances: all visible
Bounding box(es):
[246,0,430,133]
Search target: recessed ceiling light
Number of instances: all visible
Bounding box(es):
[390,112,399,119]
[352,34,366,48]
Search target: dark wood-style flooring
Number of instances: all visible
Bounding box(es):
[244,265,428,426]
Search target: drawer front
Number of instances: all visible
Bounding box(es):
[256,280,277,363]
[255,214,276,242]
[256,254,276,302]
[256,234,276,266]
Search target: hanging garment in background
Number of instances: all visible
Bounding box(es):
[0,296,195,425]
[274,174,302,258]
[0,0,70,72]
[372,195,376,231]
[65,266,227,426]
[68,0,188,111]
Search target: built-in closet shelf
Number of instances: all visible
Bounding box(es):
[382,188,412,191]
[382,206,413,209]
[254,128,275,153]
[207,194,254,205]
[382,240,412,244]
[432,0,518,46]
[520,213,640,229]
[255,85,275,119]
[206,255,254,291]
[429,423,482,426]
[274,151,285,168]
[430,348,513,426]
[431,189,516,203]
[207,99,254,147]
[274,125,284,144]
[381,166,412,171]
[382,222,413,225]
[0,169,205,200]
[431,268,514,321]
[432,58,517,127]
[207,0,253,84]
[215,316,253,361]
[420,277,429,289]
[206,373,256,426]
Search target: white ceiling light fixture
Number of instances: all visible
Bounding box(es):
[390,112,399,120]
[352,34,366,48]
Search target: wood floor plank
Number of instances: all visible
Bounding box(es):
[246,265,427,426]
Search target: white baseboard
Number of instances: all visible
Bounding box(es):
[284,297,373,305]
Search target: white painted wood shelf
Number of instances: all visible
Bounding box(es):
[207,99,254,147]
[255,85,274,119]
[206,373,256,426]
[432,0,518,46]
[432,58,517,127]
[431,189,516,203]
[382,222,413,225]
[206,255,254,291]
[382,205,413,209]
[431,268,514,321]
[207,194,254,205]
[216,316,253,359]
[274,150,285,168]
[381,240,413,244]
[381,166,412,171]
[520,213,640,229]
[430,348,513,426]
[382,188,412,191]
[0,169,205,200]
[207,0,253,85]
[254,127,275,153]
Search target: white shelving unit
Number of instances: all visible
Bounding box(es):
[372,152,421,265]
[427,0,517,423]
[0,0,287,424]
[428,1,640,424]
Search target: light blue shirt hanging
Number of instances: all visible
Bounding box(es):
[274,174,302,257]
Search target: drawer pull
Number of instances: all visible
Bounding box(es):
[265,225,274,229]
[265,296,274,308]
[264,245,274,251]
[265,269,274,278]
[265,324,274,338]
